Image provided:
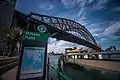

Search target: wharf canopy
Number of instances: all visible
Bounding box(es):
[65,47,88,54]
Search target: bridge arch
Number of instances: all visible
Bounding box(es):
[30,12,98,46]
[14,11,101,51]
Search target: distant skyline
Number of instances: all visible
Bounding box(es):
[16,0,120,52]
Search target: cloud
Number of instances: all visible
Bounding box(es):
[61,0,91,9]
[103,21,120,40]
[83,22,108,44]
[93,33,99,37]
[48,38,57,45]
[77,12,89,26]
[92,0,110,10]
[97,0,109,5]
[39,3,53,11]
[83,21,120,48]
[89,28,102,34]
[77,14,87,26]
[88,0,94,4]
[112,7,120,11]
[61,0,75,5]
[48,38,75,53]
[76,0,111,25]
[61,0,76,8]
[77,0,88,7]
[100,38,108,42]
[48,38,84,53]
[77,8,84,17]
[88,27,103,38]
[74,0,90,17]
[86,23,105,37]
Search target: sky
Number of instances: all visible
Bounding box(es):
[15,0,120,52]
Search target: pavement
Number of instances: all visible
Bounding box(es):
[0,66,58,80]
[0,67,17,80]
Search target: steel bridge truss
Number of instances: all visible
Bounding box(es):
[13,11,101,51]
[30,12,98,46]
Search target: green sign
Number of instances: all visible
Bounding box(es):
[21,31,48,42]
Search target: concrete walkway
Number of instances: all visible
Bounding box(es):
[63,63,120,80]
[0,67,17,80]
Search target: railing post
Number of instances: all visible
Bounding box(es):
[95,54,99,59]
[108,54,111,60]
[47,57,50,80]
[57,56,62,80]
[57,56,72,80]
[81,55,84,59]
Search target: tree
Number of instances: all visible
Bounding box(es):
[4,27,21,56]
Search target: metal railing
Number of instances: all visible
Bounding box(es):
[0,57,18,75]
[48,56,72,80]
[57,56,72,80]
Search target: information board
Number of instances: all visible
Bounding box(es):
[17,30,48,80]
[20,47,45,79]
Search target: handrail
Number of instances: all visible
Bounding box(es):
[58,71,72,80]
[0,57,19,75]
[48,56,72,80]
[57,56,72,80]
[0,61,18,75]
[0,57,19,61]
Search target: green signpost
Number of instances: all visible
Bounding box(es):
[17,25,49,80]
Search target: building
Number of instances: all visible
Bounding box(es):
[64,47,99,59]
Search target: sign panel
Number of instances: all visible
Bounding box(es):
[21,31,48,42]
[20,47,45,79]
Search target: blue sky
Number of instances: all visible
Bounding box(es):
[16,0,120,52]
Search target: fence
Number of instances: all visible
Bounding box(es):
[0,57,18,75]
[48,56,72,80]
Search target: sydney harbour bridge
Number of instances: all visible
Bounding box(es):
[14,10,101,51]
